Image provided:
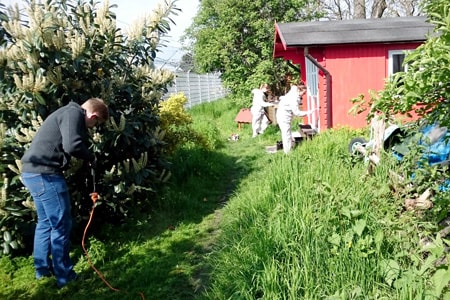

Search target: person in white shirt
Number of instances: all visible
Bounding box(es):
[250,83,274,138]
[276,83,313,154]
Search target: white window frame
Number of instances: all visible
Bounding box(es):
[388,49,412,76]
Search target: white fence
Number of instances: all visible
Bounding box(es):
[164,72,228,108]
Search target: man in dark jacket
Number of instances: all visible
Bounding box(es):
[21,98,109,288]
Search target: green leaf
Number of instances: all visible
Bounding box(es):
[352,219,366,237]
[432,269,450,296]
[3,231,11,243]
[380,259,400,286]
[374,229,384,251]
[443,291,450,300]
[10,211,25,217]
[327,233,341,246]
[9,240,19,250]
[2,242,10,255]
[34,93,46,105]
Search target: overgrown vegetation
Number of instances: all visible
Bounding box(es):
[0,96,243,299]
[2,0,450,298]
[0,0,184,256]
[350,0,450,209]
[204,126,450,299]
[2,96,450,298]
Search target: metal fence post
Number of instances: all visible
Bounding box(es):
[197,73,201,104]
[206,73,210,102]
[187,70,192,108]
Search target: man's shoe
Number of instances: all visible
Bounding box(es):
[36,273,52,280]
[56,271,78,288]
[36,268,53,280]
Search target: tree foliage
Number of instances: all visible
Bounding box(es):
[178,52,195,72]
[185,0,323,106]
[0,0,180,256]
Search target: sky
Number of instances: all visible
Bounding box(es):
[108,0,199,66]
[2,0,199,66]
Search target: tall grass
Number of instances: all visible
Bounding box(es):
[195,102,440,299]
[1,98,447,299]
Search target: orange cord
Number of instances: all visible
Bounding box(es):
[90,192,99,203]
[82,192,145,299]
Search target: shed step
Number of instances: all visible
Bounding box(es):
[299,124,318,137]
[301,128,317,135]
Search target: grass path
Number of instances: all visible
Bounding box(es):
[0,100,321,299]
[186,120,283,297]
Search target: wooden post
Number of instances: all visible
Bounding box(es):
[368,115,385,173]
[355,145,380,165]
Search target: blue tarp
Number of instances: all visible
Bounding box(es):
[392,123,450,191]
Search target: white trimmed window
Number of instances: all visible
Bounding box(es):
[388,50,412,75]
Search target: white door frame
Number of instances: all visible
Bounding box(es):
[305,57,320,132]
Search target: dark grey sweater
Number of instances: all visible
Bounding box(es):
[21,102,95,174]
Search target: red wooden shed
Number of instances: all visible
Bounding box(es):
[273,16,435,132]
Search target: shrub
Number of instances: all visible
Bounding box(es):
[0,0,180,256]
[159,92,209,154]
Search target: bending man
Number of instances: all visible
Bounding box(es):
[276,83,312,154]
[21,98,109,288]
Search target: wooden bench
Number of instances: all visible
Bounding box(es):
[234,108,252,130]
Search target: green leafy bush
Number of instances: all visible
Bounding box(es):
[158,92,209,154]
[0,0,180,256]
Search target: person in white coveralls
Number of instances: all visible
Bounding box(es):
[276,83,313,154]
[250,83,274,138]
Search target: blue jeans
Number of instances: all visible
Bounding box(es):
[21,172,76,287]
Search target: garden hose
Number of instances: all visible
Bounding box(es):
[82,167,145,299]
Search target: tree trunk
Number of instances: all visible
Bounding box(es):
[354,0,366,19]
[371,0,387,18]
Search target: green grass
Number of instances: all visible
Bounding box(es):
[1,97,449,299]
[204,130,398,299]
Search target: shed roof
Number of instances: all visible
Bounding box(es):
[275,16,435,48]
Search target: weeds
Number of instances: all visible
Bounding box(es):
[2,98,450,299]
